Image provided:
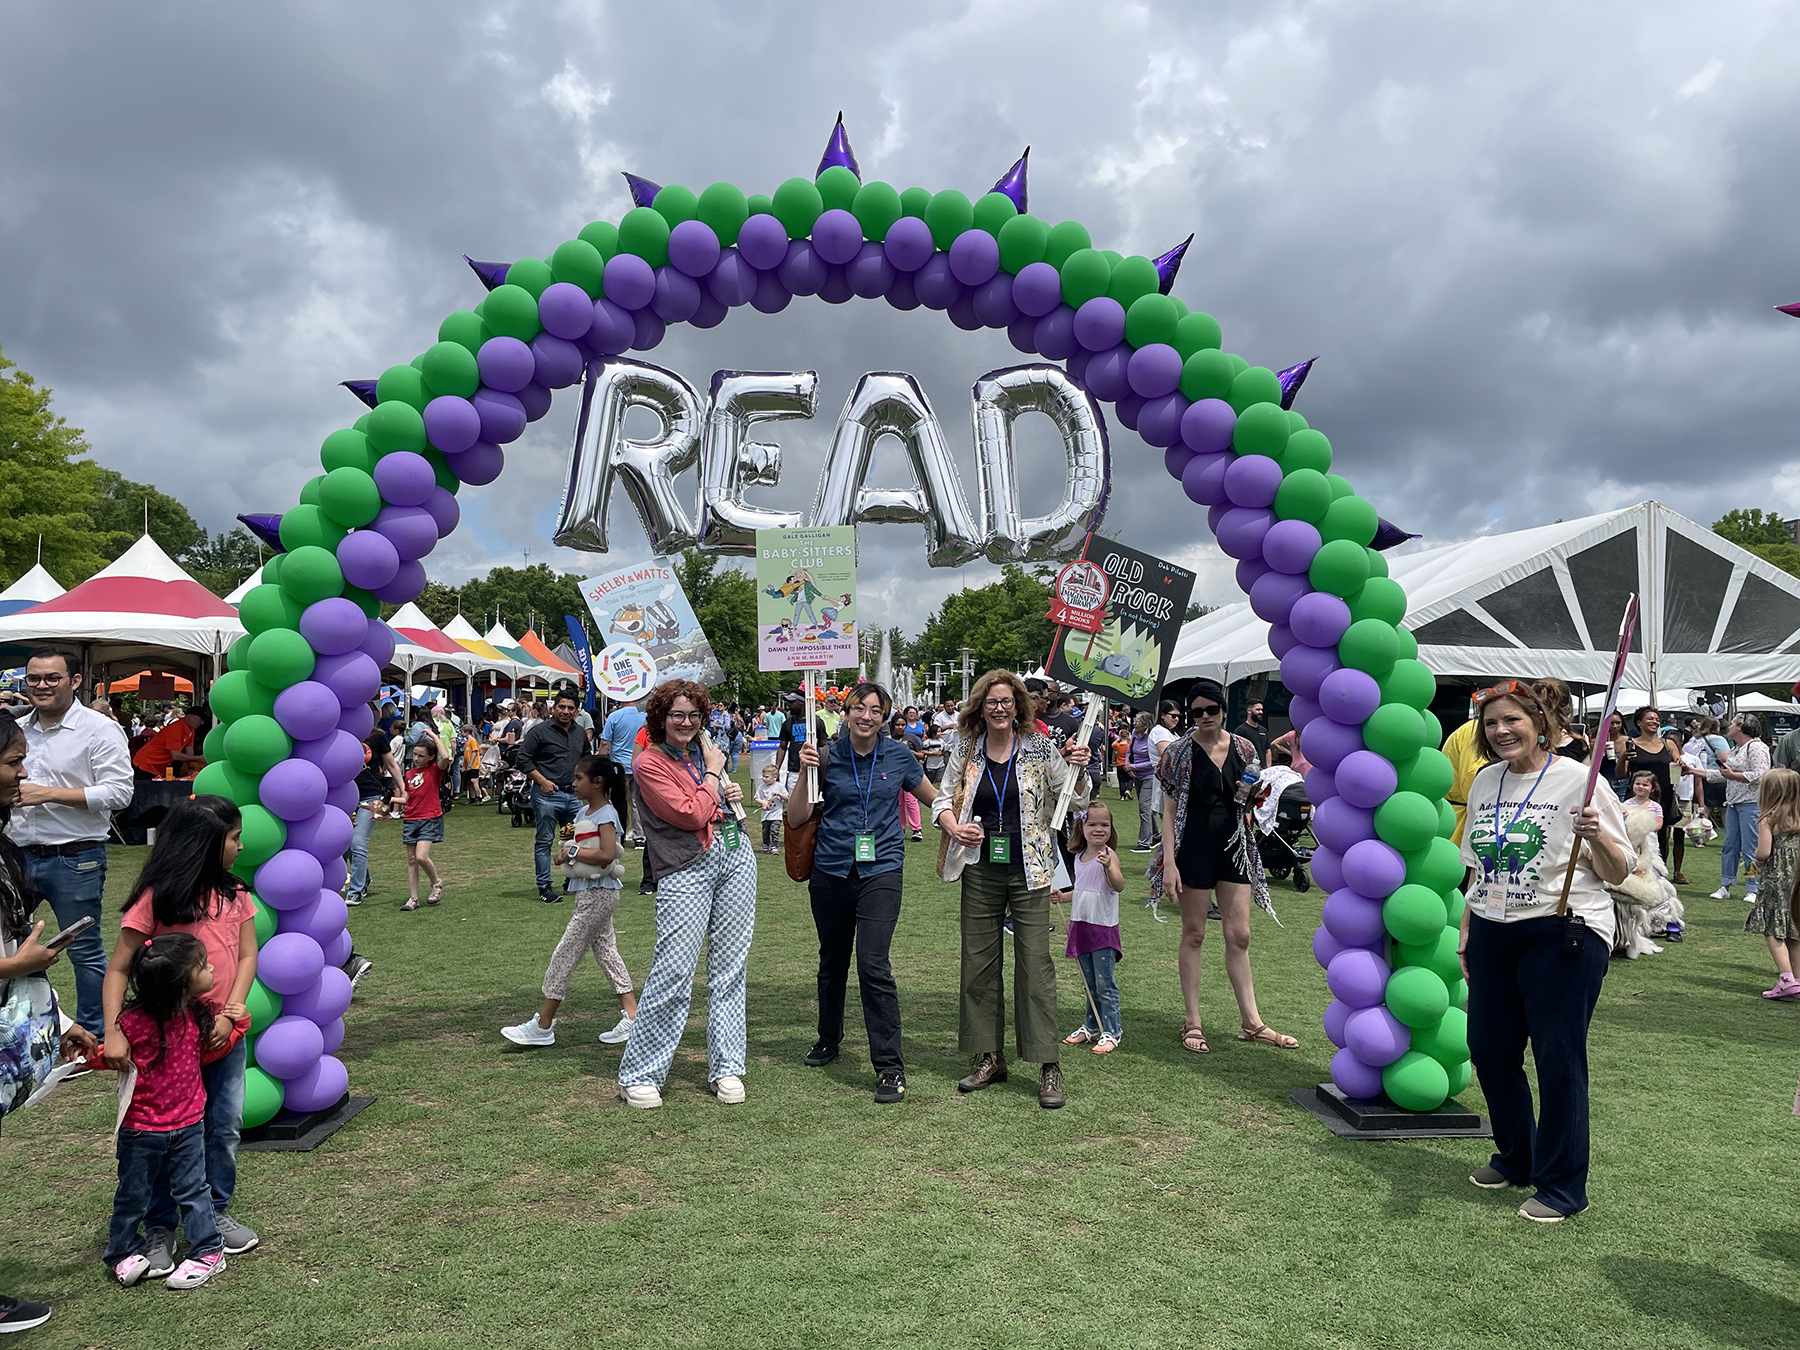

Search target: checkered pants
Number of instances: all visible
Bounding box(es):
[616,831,758,1088]
[541,884,634,999]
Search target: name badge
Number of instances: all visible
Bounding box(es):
[1482,887,1506,922]
[854,833,876,863]
[721,819,740,851]
[988,835,1011,865]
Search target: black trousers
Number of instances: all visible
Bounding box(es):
[808,865,904,1073]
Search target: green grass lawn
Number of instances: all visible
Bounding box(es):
[3,773,1797,1349]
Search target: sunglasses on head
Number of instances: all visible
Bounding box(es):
[1472,680,1530,705]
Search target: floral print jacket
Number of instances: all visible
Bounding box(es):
[932,730,1090,891]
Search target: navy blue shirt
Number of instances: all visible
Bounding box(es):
[812,737,924,879]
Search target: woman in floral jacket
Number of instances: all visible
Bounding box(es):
[934,671,1090,1109]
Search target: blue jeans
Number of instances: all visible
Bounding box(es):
[106,1122,221,1263]
[1074,947,1122,1038]
[25,845,107,1036]
[148,1036,245,1229]
[349,796,382,896]
[532,786,582,891]
[1723,800,1761,890]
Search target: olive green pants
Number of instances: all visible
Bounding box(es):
[959,853,1059,1064]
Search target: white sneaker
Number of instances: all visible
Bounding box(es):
[501,1016,555,1047]
[1745,888,1758,904]
[709,1074,746,1104]
[598,1013,634,1045]
[1709,887,1731,900]
[618,1083,662,1109]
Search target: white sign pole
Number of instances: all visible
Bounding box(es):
[1050,694,1105,831]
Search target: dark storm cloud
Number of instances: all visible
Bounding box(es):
[3,1,1798,633]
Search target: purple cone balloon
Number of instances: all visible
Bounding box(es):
[1320,667,1383,727]
[603,253,656,310]
[1326,948,1391,1009]
[1344,1006,1411,1067]
[1331,1047,1387,1100]
[817,112,860,178]
[536,282,594,341]
[913,254,962,310]
[283,1053,350,1113]
[1313,798,1376,854]
[472,389,526,444]
[811,209,862,266]
[297,600,366,658]
[1290,591,1353,648]
[258,758,330,824]
[1181,451,1231,506]
[1322,889,1388,947]
[846,243,894,299]
[422,396,480,455]
[623,172,660,208]
[991,148,1029,213]
[284,805,355,861]
[883,216,934,272]
[446,441,504,487]
[255,849,325,910]
[1137,392,1189,448]
[1262,519,1322,575]
[1073,298,1126,353]
[1128,344,1182,399]
[283,967,352,1025]
[312,651,381,709]
[372,452,435,508]
[293,730,364,789]
[778,240,827,296]
[948,229,1000,286]
[1012,262,1062,317]
[255,1015,326,1080]
[1278,357,1316,409]
[1215,507,1274,561]
[1323,999,1352,1049]
[1301,715,1362,772]
[476,336,535,393]
[737,214,789,270]
[1034,305,1078,360]
[1249,570,1309,625]
[972,273,1019,327]
[259,932,326,996]
[531,333,584,388]
[1342,839,1406,900]
[423,486,460,538]
[1224,455,1283,509]
[667,219,722,277]
[1153,235,1193,294]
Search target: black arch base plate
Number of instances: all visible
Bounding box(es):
[240,1093,375,1153]
[1291,1083,1492,1140]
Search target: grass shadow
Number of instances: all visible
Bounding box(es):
[1603,1257,1798,1349]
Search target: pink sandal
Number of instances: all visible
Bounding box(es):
[1762,973,1800,999]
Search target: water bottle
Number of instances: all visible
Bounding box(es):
[1235,766,1260,805]
[960,814,985,867]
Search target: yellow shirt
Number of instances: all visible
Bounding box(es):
[1442,717,1486,845]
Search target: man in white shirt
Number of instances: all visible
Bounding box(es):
[6,649,133,1035]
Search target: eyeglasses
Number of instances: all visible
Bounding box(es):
[23,675,66,687]
[1473,681,1529,704]
[1189,704,1222,717]
[983,699,1015,711]
[666,711,703,724]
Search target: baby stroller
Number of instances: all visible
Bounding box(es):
[1255,781,1316,892]
[498,766,533,827]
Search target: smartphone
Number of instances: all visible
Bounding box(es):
[41,915,96,951]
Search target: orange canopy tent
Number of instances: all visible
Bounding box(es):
[519,629,580,680]
[106,671,195,694]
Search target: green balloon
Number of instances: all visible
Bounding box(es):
[1100,249,1123,268]
[1043,220,1091,268]
[1384,883,1450,946]
[698,182,749,246]
[1363,700,1427,761]
[224,714,292,777]
[1231,403,1289,459]
[239,584,303,637]
[1173,311,1223,358]
[279,545,344,606]
[1378,658,1435,711]
[548,239,605,299]
[1226,353,1249,375]
[1401,843,1466,910]
[746,192,775,219]
[209,670,277,723]
[437,310,490,356]
[1395,627,1421,664]
[425,448,458,494]
[771,178,823,241]
[1442,887,1466,926]
[317,468,382,529]
[252,894,277,947]
[375,363,427,412]
[320,428,376,476]
[1279,429,1332,476]
[1348,577,1407,628]
[365,400,427,456]
[1314,495,1374,548]
[1446,1057,1471,1096]
[923,189,973,250]
[192,761,259,806]
[1059,248,1112,308]
[505,258,553,298]
[996,213,1049,272]
[1124,293,1180,349]
[578,219,619,260]
[1180,349,1236,402]
[1387,964,1451,1029]
[1375,791,1441,853]
[277,505,343,555]
[1287,410,1308,431]
[1394,745,1454,799]
[238,806,287,868]
[1382,1050,1450,1112]
[897,186,931,220]
[972,190,1017,236]
[482,283,541,342]
[297,475,323,507]
[1228,366,1284,413]
[260,556,284,586]
[1273,468,1333,524]
[1339,620,1400,677]
[850,182,902,243]
[1309,539,1371,599]
[1171,297,1191,317]
[652,183,699,226]
[1417,707,1443,753]
[344,586,381,620]
[352,412,371,433]
[241,1065,285,1130]
[226,633,253,673]
[421,341,480,399]
[1447,977,1469,1014]
[202,723,229,766]
[814,167,859,214]
[247,628,315,692]
[1437,797,1458,838]
[1106,255,1159,308]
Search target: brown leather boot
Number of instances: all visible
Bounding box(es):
[1039,1062,1065,1109]
[957,1052,1007,1093]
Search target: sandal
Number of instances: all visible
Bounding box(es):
[1180,1024,1209,1054]
[1092,1034,1120,1055]
[427,881,444,906]
[1762,973,1800,999]
[1238,1022,1298,1049]
[402,898,418,911]
[1064,1027,1095,1045]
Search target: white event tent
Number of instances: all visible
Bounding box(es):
[1167,501,1800,699]
[0,563,67,617]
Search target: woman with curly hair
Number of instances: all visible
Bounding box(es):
[614,680,755,1110]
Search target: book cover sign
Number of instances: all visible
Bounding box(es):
[756,526,857,670]
[1045,536,1195,711]
[594,642,657,702]
[579,562,724,688]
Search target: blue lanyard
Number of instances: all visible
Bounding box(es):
[848,740,880,832]
[983,747,1015,831]
[666,744,721,817]
[1491,758,1551,853]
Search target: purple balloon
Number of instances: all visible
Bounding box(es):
[1137,392,1190,449]
[667,218,722,277]
[846,242,894,299]
[588,298,635,354]
[883,217,935,271]
[1034,305,1078,360]
[337,701,375,741]
[294,730,364,789]
[1288,693,1321,728]
[272,682,340,744]
[913,254,962,310]
[602,253,655,309]
[320,853,346,895]
[422,396,480,455]
[1249,570,1310,625]
[536,282,594,341]
[1314,797,1376,854]
[1128,344,1183,399]
[737,213,789,270]
[285,805,355,861]
[1320,667,1383,727]
[1343,839,1406,900]
[372,451,435,508]
[686,291,725,329]
[1008,315,1038,353]
[651,267,701,323]
[1067,348,1094,384]
[706,247,758,307]
[319,1014,346,1053]
[1083,345,1131,402]
[1236,557,1271,595]
[471,389,526,444]
[353,614,392,668]
[1345,1006,1412,1067]
[631,309,665,350]
[325,782,360,818]
[372,505,438,562]
[372,557,424,604]
[297,600,367,658]
[1301,714,1363,772]
[477,336,535,393]
[1073,297,1126,352]
[446,440,504,487]
[1323,888,1388,947]
[946,291,981,330]
[1326,948,1391,1009]
[422,486,459,538]
[255,1014,326,1080]
[1164,444,1195,480]
[516,381,552,421]
[312,650,381,709]
[1305,764,1338,804]
[751,269,791,314]
[778,239,827,296]
[1181,451,1232,506]
[1323,998,1353,1049]
[283,967,352,1026]
[1012,261,1062,317]
[1268,622,1298,659]
[1224,455,1283,509]
[948,228,1000,286]
[973,273,1019,328]
[1312,845,1346,893]
[283,1053,350,1113]
[811,209,863,267]
[255,849,325,911]
[818,265,854,305]
[530,333,584,389]
[1215,506,1274,561]
[260,932,325,997]
[279,889,349,947]
[1331,1047,1387,1100]
[884,269,919,311]
[1281,643,1342,699]
[1313,926,1344,969]
[1335,751,1399,817]
[1116,393,1146,431]
[1181,398,1238,455]
[1290,591,1353,648]
[1262,519,1322,575]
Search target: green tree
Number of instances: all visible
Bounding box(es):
[0,345,113,587]
[911,565,1055,676]
[673,551,784,707]
[182,528,265,597]
[1713,508,1792,548]
[88,467,203,563]
[1744,541,1800,579]
[1185,602,1216,622]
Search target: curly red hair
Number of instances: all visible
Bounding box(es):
[644,680,712,744]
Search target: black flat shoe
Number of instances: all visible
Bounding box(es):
[874,1071,906,1104]
[803,1042,839,1067]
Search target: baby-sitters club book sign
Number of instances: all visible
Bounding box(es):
[1045,535,1195,711]
[756,526,857,670]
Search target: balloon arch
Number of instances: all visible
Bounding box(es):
[204,117,1467,1125]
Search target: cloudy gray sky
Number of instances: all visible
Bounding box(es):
[4,1,1798,636]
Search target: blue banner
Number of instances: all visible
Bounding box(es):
[562,614,597,712]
